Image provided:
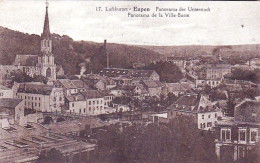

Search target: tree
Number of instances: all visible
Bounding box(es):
[89,116,217,163]
[37,148,65,163]
[143,61,183,83]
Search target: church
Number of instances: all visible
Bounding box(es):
[0,2,62,83]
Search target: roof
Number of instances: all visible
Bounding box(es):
[48,118,106,133]
[41,5,51,39]
[17,83,54,95]
[100,68,157,78]
[142,80,162,88]
[0,98,23,109]
[166,56,185,61]
[58,79,89,89]
[13,55,38,66]
[81,90,104,99]
[0,85,10,90]
[165,83,187,91]
[175,94,199,106]
[168,94,219,113]
[234,99,260,123]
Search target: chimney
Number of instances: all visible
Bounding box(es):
[105,39,109,68]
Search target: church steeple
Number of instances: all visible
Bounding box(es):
[41,0,52,54]
[42,1,51,39]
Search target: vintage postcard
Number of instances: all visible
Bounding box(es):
[0,0,259,162]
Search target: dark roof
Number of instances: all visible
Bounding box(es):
[100,68,157,78]
[18,83,54,95]
[81,90,104,99]
[142,80,162,88]
[0,98,23,109]
[175,94,199,107]
[234,100,260,123]
[13,55,38,66]
[166,56,185,61]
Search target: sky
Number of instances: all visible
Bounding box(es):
[0,0,260,46]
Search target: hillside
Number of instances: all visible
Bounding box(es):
[0,26,162,75]
[139,44,260,58]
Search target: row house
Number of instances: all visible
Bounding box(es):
[65,90,114,116]
[214,99,260,161]
[167,94,223,130]
[206,64,231,80]
[15,83,64,112]
[56,79,91,96]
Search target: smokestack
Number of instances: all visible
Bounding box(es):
[105,39,109,68]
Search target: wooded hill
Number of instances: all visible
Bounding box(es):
[0,26,162,75]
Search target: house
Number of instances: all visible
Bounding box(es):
[141,80,162,97]
[56,79,91,96]
[167,94,223,130]
[166,56,186,69]
[162,83,188,97]
[65,90,114,116]
[16,83,65,112]
[110,85,149,99]
[0,85,13,99]
[0,98,25,127]
[214,99,260,161]
[148,112,169,124]
[100,68,160,81]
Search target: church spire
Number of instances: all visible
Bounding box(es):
[41,0,51,39]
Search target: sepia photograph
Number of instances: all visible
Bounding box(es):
[0,0,259,162]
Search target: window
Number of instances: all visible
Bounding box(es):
[72,103,74,107]
[89,108,91,111]
[89,101,91,105]
[207,122,212,127]
[79,109,81,113]
[97,100,99,104]
[39,103,41,107]
[202,115,204,119]
[250,129,258,142]
[221,128,231,142]
[84,108,86,113]
[35,103,37,106]
[215,113,217,118]
[39,97,41,100]
[59,97,62,101]
[239,128,246,142]
[208,114,211,119]
[25,96,26,99]
[28,96,30,100]
[93,101,95,105]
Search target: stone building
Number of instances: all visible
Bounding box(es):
[214,99,260,161]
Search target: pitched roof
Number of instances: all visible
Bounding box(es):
[0,85,10,90]
[234,99,260,123]
[165,83,187,91]
[17,83,54,95]
[175,94,199,107]
[142,80,162,88]
[0,98,23,109]
[41,5,51,39]
[81,90,104,99]
[58,79,89,89]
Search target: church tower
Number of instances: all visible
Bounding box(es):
[38,0,56,81]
